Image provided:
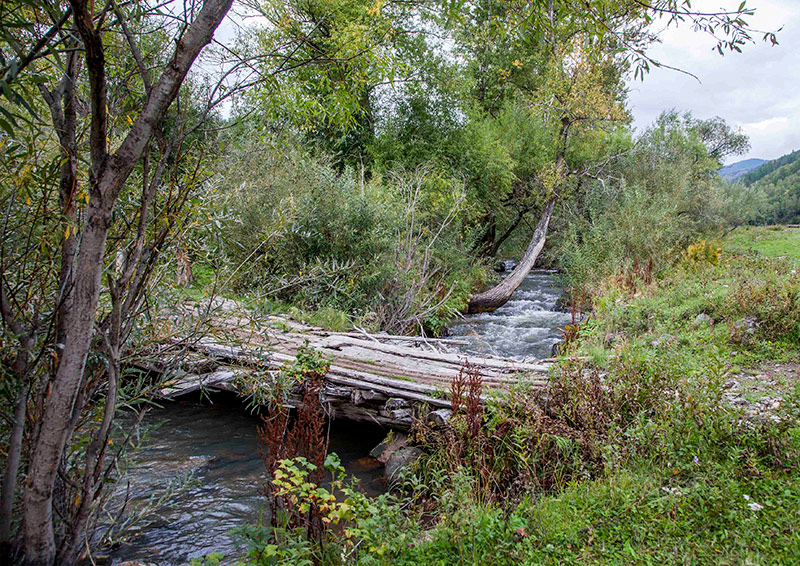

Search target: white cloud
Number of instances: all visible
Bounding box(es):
[627,0,800,162]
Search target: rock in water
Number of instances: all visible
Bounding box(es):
[370,432,409,463]
[385,446,423,483]
[370,432,423,483]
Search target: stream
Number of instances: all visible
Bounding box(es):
[107,270,567,564]
[447,269,572,360]
[106,395,387,564]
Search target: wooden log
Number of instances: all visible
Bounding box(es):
[160,324,550,428]
[468,198,555,313]
[185,340,548,394]
[322,373,451,408]
[426,408,452,427]
[160,369,241,398]
[350,388,388,405]
[319,335,551,373]
[323,402,411,428]
[307,331,471,346]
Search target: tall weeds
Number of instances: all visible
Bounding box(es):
[257,355,329,534]
[423,352,683,503]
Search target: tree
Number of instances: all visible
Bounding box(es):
[1,0,409,560]
[464,0,775,312]
[554,111,751,296]
[466,2,630,312]
[0,1,233,563]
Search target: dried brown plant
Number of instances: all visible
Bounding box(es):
[257,364,329,529]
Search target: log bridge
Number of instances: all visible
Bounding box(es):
[147,301,553,429]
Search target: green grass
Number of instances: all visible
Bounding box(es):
[391,374,414,382]
[723,225,800,260]
[385,463,800,565]
[178,262,218,302]
[220,224,800,566]
[575,239,800,368]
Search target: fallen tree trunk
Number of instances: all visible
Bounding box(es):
[467,198,556,314]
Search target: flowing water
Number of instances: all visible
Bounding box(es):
[447,269,572,360]
[106,394,387,565]
[107,270,566,564]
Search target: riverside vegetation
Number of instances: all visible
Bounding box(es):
[0,1,798,565]
[209,225,800,566]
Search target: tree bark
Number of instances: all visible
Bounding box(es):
[20,1,233,564]
[0,382,28,547]
[467,198,556,314]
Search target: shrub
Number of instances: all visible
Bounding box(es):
[682,239,722,269]
[215,140,484,333]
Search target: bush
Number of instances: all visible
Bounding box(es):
[682,239,722,269]
[214,139,486,333]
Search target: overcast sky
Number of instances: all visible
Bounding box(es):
[626,0,799,163]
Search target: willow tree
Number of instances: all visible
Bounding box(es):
[0,1,234,563]
[462,0,777,313]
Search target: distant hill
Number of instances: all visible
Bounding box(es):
[741,149,800,225]
[741,149,800,186]
[719,158,767,181]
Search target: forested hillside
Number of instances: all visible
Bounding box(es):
[743,149,800,184]
[735,149,800,224]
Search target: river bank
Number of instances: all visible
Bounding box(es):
[106,273,571,564]
[215,227,800,565]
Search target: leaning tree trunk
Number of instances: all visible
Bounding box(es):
[467,198,556,314]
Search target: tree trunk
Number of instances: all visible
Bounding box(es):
[20,2,233,563]
[0,383,28,547]
[176,249,194,286]
[22,202,113,565]
[467,198,556,314]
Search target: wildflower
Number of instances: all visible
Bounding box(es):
[693,455,700,465]
[744,494,764,511]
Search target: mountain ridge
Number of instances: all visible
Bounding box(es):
[719,158,767,181]
[741,149,800,186]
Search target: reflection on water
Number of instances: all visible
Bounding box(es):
[449,270,572,360]
[107,395,387,564]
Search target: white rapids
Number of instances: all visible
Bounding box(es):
[448,269,573,360]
